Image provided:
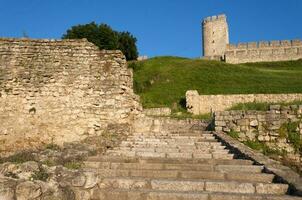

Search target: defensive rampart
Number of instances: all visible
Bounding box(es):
[225,40,302,64]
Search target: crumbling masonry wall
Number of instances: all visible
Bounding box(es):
[225,40,302,64]
[0,38,140,155]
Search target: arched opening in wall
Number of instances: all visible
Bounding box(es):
[212,40,215,44]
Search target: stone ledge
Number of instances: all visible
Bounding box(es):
[213,131,302,196]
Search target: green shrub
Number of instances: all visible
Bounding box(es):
[243,140,285,156]
[45,143,61,151]
[227,130,240,139]
[64,161,82,170]
[31,166,49,182]
[0,151,35,164]
[279,121,302,153]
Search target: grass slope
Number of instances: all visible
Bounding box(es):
[130,57,302,109]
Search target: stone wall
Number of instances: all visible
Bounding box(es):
[186,90,302,115]
[215,105,302,160]
[133,116,208,134]
[143,107,171,116]
[0,38,141,155]
[225,40,302,64]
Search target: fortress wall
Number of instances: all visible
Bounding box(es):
[225,40,302,64]
[186,90,302,115]
[0,38,141,155]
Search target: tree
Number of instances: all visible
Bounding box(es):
[62,22,138,60]
[118,32,138,61]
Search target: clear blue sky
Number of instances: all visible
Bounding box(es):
[0,0,301,58]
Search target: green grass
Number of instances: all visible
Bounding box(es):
[228,100,302,111]
[130,57,302,109]
[227,130,240,139]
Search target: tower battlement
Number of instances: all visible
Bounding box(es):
[203,14,226,24]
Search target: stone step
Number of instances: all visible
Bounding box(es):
[114,147,229,154]
[128,134,215,139]
[87,156,254,165]
[119,142,224,148]
[122,138,218,142]
[85,168,273,183]
[107,151,234,159]
[97,177,289,195]
[123,139,218,144]
[84,161,263,173]
[94,189,302,200]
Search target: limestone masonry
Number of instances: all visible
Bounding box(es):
[186,90,302,115]
[202,14,302,63]
[215,105,302,163]
[0,38,141,155]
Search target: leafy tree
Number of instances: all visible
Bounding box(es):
[118,32,138,61]
[62,22,138,60]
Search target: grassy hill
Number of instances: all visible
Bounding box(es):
[129,57,302,111]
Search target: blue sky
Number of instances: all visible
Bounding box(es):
[0,0,301,58]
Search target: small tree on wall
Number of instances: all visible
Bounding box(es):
[62,22,138,61]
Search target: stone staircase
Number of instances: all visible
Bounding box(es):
[84,130,302,200]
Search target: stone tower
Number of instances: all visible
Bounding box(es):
[202,14,229,59]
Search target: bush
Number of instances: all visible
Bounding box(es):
[279,121,302,153]
[0,151,35,164]
[62,22,138,60]
[31,166,49,181]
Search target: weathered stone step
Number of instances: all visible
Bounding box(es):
[98,177,288,194]
[128,134,215,140]
[120,141,224,148]
[107,151,234,159]
[126,139,218,144]
[127,136,216,141]
[93,189,302,200]
[87,156,254,165]
[114,147,229,154]
[84,161,263,173]
[85,168,273,183]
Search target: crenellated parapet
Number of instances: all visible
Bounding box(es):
[225,39,302,64]
[202,14,227,24]
[226,39,302,50]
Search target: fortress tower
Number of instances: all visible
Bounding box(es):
[202,14,229,59]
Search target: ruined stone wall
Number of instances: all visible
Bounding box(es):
[186,90,302,115]
[202,14,229,58]
[225,40,302,64]
[0,38,141,155]
[214,105,302,161]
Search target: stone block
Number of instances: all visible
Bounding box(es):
[16,181,42,200]
[215,121,226,127]
[237,119,249,126]
[205,181,255,194]
[151,180,205,192]
[269,105,281,111]
[250,120,258,127]
[255,183,288,195]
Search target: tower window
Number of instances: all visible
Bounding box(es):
[212,40,215,43]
